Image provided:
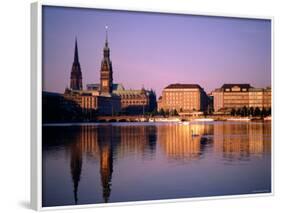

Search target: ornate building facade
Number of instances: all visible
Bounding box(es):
[113,86,157,114]
[87,83,157,115]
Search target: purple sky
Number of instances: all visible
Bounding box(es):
[42,6,271,96]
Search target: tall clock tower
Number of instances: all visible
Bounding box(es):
[100,27,113,95]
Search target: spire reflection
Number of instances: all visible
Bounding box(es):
[97,126,114,203]
[70,140,82,204]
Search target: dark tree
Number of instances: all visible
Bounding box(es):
[236,108,241,116]
[267,108,271,116]
[159,108,165,116]
[172,109,179,116]
[249,107,254,116]
[261,107,267,117]
[151,108,158,116]
[241,106,248,117]
[231,108,236,116]
[254,107,261,117]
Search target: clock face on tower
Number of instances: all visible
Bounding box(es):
[102,80,108,87]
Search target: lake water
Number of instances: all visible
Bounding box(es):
[42,121,271,207]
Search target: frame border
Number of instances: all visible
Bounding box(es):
[31,0,274,211]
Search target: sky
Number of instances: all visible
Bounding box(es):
[42,6,271,96]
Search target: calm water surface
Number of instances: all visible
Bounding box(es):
[42,121,271,207]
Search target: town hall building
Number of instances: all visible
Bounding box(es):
[64,29,156,116]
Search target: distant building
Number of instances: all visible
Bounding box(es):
[113,86,157,114]
[63,36,121,116]
[157,83,208,113]
[87,83,157,115]
[64,89,120,116]
[212,84,271,112]
[262,87,272,109]
[85,29,157,115]
[47,29,157,118]
[212,84,251,112]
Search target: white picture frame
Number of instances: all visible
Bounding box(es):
[31,1,274,211]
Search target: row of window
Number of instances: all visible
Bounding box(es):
[121,95,147,99]
[163,103,199,108]
[165,93,198,96]
[122,101,147,105]
[165,96,198,100]
[225,88,248,92]
[164,101,197,105]
[163,93,199,97]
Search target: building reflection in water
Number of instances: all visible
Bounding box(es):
[116,125,157,159]
[156,122,271,163]
[57,121,270,204]
[97,126,114,203]
[67,124,157,204]
[157,124,214,162]
[213,122,271,162]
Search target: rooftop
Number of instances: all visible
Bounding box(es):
[221,84,252,89]
[86,83,125,91]
[165,83,202,89]
[113,89,146,95]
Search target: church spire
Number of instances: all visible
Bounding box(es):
[103,26,110,58]
[105,25,108,47]
[74,37,79,64]
[70,37,83,90]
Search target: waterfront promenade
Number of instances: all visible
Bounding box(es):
[95,115,271,122]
